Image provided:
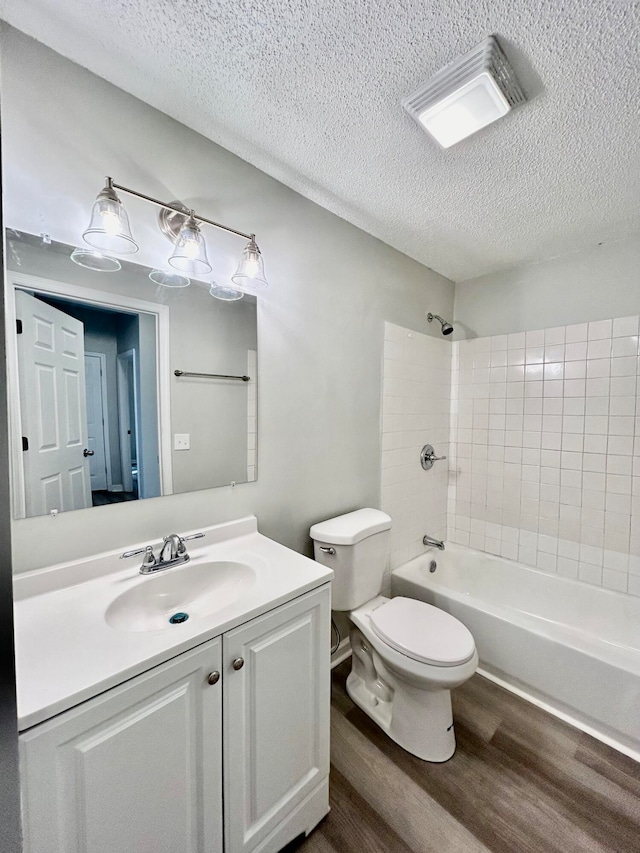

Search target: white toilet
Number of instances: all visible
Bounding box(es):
[310,508,478,762]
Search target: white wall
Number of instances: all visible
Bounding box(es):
[169,292,257,492]
[454,235,640,338]
[2,27,454,572]
[381,323,450,590]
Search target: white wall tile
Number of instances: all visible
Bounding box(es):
[588,319,613,340]
[603,569,627,592]
[382,325,450,567]
[565,323,588,343]
[612,316,639,337]
[448,313,640,598]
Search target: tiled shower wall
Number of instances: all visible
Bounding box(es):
[381,323,450,589]
[448,317,640,596]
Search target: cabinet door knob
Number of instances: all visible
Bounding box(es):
[207,671,220,685]
[232,657,244,671]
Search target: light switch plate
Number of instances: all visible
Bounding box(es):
[174,433,190,451]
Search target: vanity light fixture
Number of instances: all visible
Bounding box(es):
[402,36,526,148]
[168,213,211,275]
[82,177,269,290]
[231,236,268,289]
[82,178,139,254]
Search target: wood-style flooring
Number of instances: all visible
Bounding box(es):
[292,661,640,853]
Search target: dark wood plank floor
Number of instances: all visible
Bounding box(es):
[293,661,640,853]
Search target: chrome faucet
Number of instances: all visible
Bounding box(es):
[121,532,205,574]
[423,534,445,551]
[159,533,185,564]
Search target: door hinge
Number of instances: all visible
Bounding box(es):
[22,436,29,451]
[16,319,23,335]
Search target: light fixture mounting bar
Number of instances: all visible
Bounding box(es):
[110,180,253,241]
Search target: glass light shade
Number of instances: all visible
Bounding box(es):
[83,196,139,255]
[168,216,212,275]
[209,283,244,302]
[70,247,121,272]
[149,269,190,288]
[231,238,268,289]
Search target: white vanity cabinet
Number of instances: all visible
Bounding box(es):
[224,584,330,852]
[19,585,330,853]
[20,636,224,853]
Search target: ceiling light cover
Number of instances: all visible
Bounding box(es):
[231,237,268,289]
[403,36,525,148]
[82,179,139,254]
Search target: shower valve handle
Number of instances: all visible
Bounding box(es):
[420,444,447,471]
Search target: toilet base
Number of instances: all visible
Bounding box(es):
[347,629,457,762]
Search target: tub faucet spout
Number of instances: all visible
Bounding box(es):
[423,534,445,550]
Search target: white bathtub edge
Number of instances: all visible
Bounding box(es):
[476,665,640,764]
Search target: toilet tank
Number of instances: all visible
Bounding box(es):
[310,508,392,610]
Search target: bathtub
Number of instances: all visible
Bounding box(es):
[391,544,640,760]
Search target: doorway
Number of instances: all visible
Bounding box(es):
[7,273,171,518]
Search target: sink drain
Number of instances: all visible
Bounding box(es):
[169,612,189,624]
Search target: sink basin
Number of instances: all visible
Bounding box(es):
[105,561,256,632]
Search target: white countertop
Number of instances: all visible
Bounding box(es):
[13,516,333,731]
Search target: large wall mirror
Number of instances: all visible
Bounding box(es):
[5,231,258,520]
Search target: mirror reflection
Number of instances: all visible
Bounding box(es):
[6,231,258,520]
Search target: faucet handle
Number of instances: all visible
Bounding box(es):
[120,545,157,569]
[178,532,205,553]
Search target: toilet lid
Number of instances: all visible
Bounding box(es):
[370,597,475,667]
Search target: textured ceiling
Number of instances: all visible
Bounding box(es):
[1,0,639,282]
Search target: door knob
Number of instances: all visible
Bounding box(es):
[207,671,220,685]
[232,658,244,671]
[83,448,95,457]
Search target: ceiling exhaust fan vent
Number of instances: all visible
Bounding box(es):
[402,36,526,148]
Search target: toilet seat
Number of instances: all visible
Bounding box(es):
[370,597,475,667]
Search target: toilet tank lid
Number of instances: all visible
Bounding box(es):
[310,508,392,545]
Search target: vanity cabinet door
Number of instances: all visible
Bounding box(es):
[20,637,223,853]
[223,585,331,853]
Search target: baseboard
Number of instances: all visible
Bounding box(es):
[331,638,352,669]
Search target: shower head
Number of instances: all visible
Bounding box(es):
[427,312,454,336]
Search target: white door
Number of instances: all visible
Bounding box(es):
[84,353,108,491]
[20,637,223,853]
[15,290,92,516]
[223,586,331,853]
